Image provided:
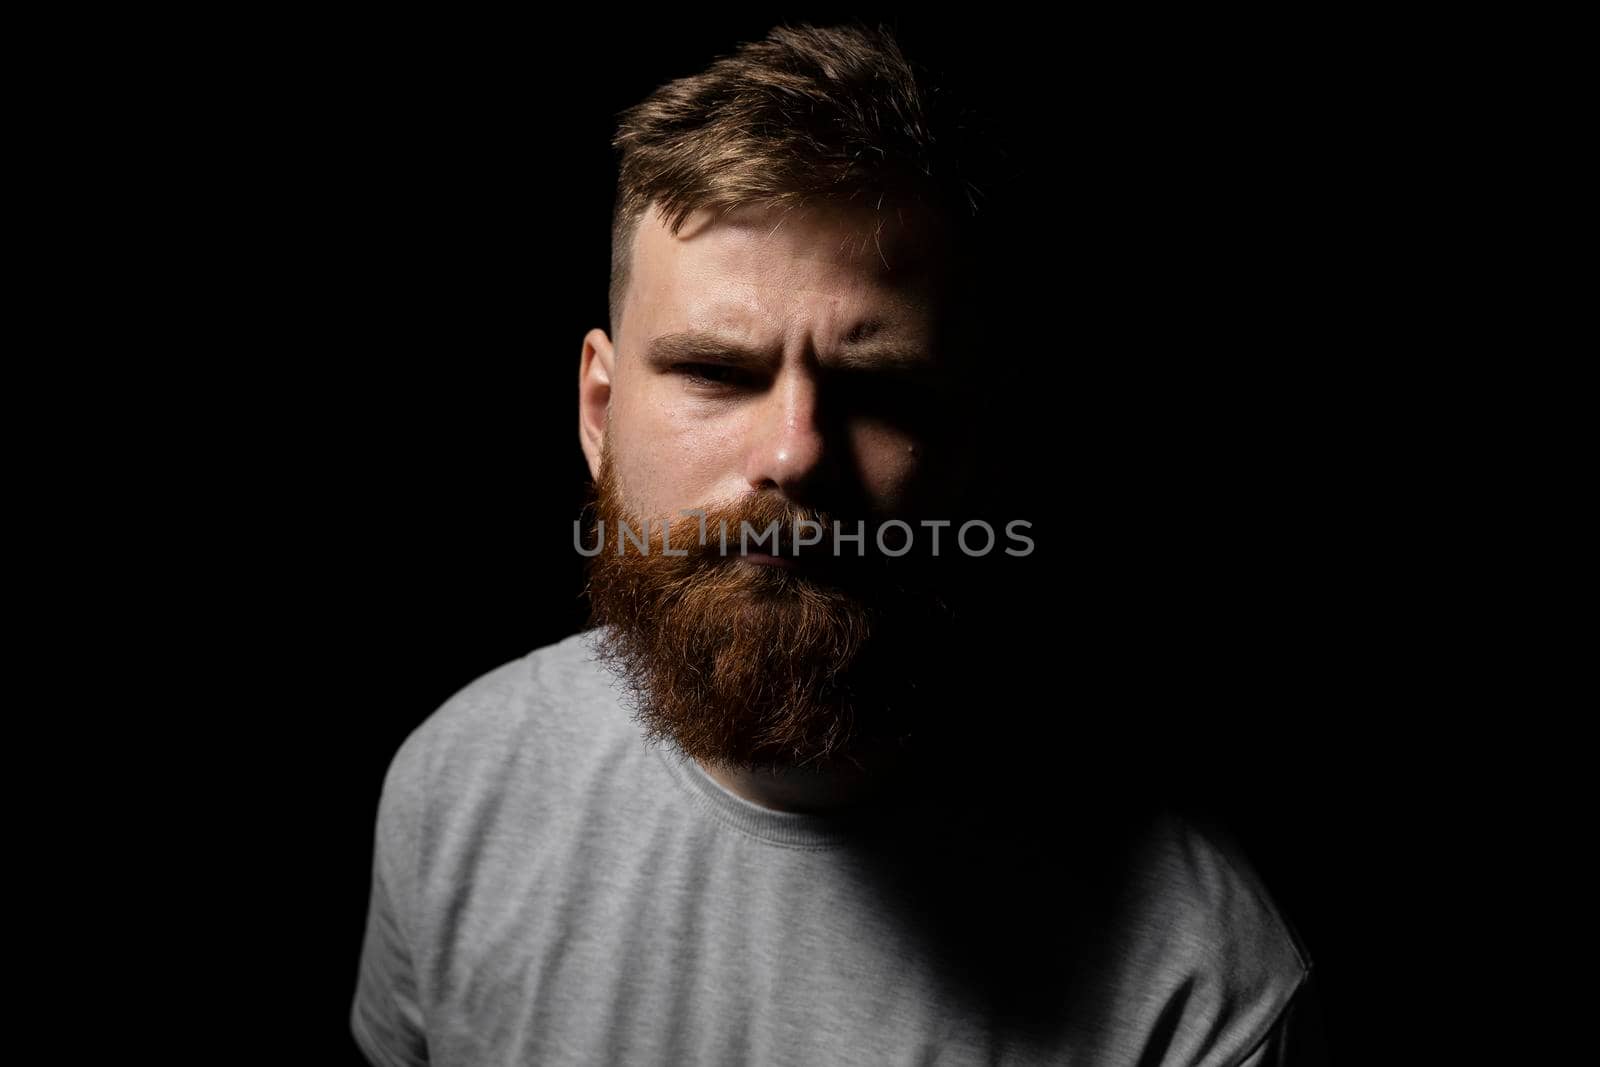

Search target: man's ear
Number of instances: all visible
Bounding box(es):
[578,327,614,481]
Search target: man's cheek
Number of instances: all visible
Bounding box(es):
[844,433,919,511]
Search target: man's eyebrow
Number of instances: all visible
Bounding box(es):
[643,332,775,367]
[827,344,941,374]
[645,330,940,375]
[829,317,937,372]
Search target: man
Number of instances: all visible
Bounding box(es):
[352,23,1324,1065]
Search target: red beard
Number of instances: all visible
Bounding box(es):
[583,448,960,773]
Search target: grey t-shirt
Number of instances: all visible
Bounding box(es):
[352,630,1316,1066]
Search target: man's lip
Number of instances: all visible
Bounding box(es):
[738,551,799,569]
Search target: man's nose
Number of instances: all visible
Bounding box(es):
[744,368,832,502]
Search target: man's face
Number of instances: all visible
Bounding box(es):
[580,200,972,526]
[578,200,976,772]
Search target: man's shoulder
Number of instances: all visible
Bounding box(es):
[1133,809,1310,966]
[1105,807,1313,1061]
[382,629,623,804]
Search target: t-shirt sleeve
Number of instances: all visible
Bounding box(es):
[1236,971,1332,1067]
[350,733,432,1067]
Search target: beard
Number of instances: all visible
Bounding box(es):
[583,444,964,774]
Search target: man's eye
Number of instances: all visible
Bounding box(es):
[676,364,750,388]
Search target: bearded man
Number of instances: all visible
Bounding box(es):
[351,23,1325,1066]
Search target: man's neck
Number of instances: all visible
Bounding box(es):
[696,745,911,814]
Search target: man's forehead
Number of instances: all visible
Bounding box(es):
[624,201,947,345]
[636,199,945,279]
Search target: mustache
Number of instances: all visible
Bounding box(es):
[671,498,839,557]
[595,493,848,561]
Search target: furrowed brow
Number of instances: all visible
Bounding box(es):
[828,345,940,373]
[643,332,775,368]
[832,320,944,375]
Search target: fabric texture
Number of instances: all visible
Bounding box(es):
[352,630,1318,1066]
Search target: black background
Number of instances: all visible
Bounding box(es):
[149,9,1446,1062]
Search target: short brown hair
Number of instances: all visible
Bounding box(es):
[608,22,993,335]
